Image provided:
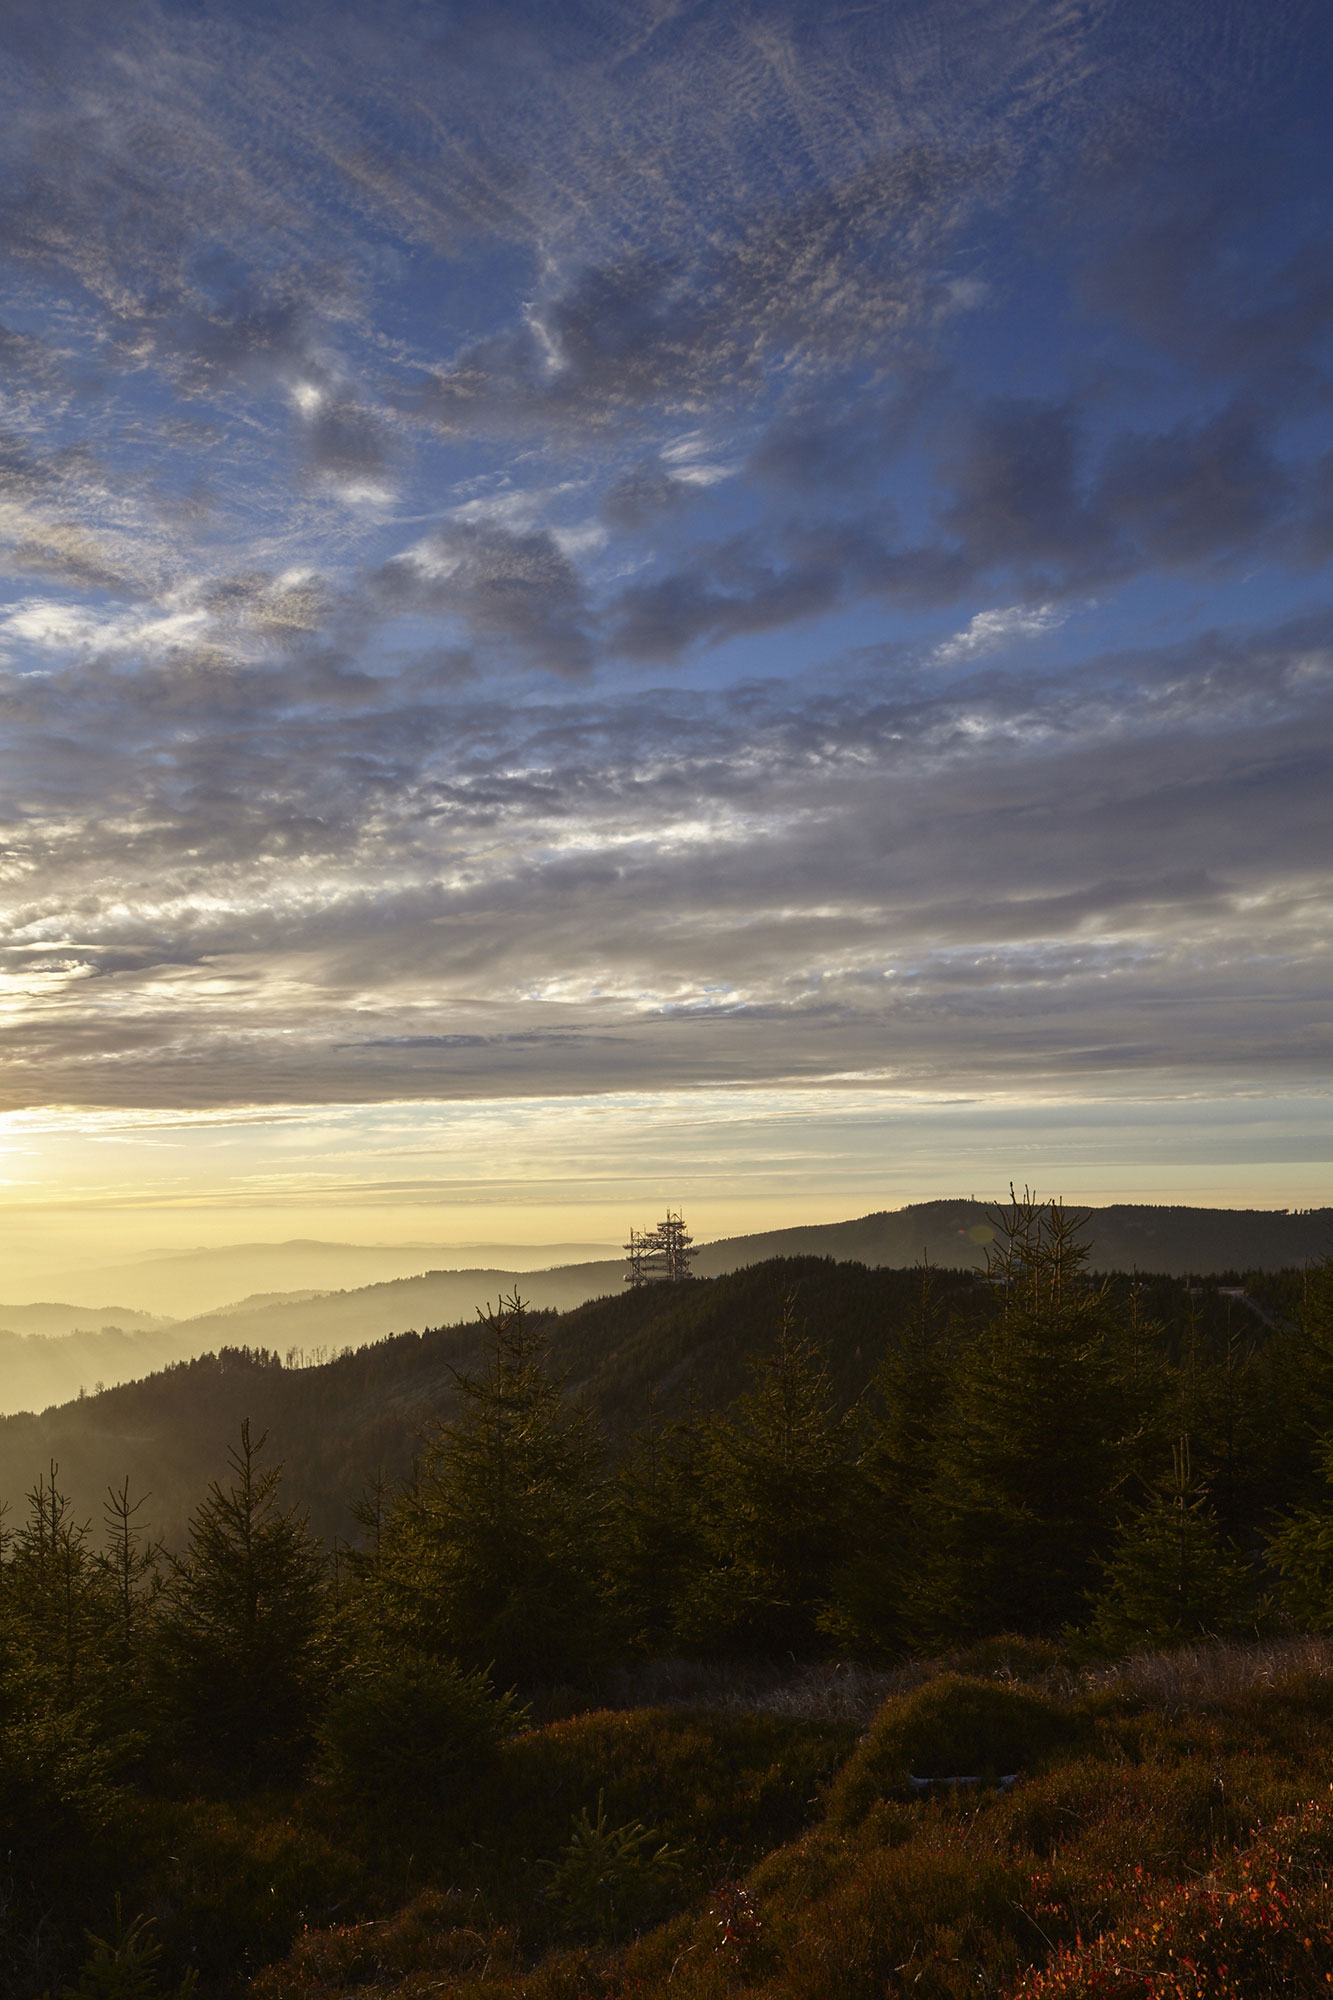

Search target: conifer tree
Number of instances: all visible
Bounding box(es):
[822,1262,954,1658]
[157,1422,328,1780]
[6,1465,112,1706]
[605,1407,707,1658]
[1266,1378,1333,1634]
[1088,1437,1252,1652]
[97,1482,159,1666]
[924,1191,1135,1641]
[1263,1253,1333,1507]
[678,1300,855,1656]
[0,1474,132,1933]
[375,1294,608,1686]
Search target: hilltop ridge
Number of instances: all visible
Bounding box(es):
[0,1199,1326,1417]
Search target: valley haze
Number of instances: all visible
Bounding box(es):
[2,1199,1329,1418]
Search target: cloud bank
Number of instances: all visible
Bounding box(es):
[0,0,1328,1131]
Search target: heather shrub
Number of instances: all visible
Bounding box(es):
[828,1674,1087,1826]
[1010,1797,1333,1997]
[144,1799,364,1987]
[998,1754,1301,1880]
[947,1635,1073,1685]
[315,1653,524,1822]
[248,1889,513,2000]
[496,1706,856,1877]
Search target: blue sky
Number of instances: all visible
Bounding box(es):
[0,0,1329,1279]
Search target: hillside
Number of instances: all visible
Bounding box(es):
[693,1198,1333,1277]
[0,1321,194,1415]
[63,1237,621,1318]
[0,1252,1280,1550]
[1,1199,1326,1420]
[0,1258,984,1545]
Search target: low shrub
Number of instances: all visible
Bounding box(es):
[315,1653,525,1823]
[494,1706,855,1880]
[249,1890,513,2000]
[56,1897,198,2000]
[244,1653,1333,2000]
[828,1674,1088,1827]
[144,1798,365,1987]
[947,1635,1074,1685]
[1010,1796,1333,1997]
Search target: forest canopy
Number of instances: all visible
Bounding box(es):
[3,1195,1333,1996]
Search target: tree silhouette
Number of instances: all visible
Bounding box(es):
[925,1191,1135,1639]
[375,1295,608,1686]
[1089,1437,1252,1652]
[157,1422,327,1780]
[680,1297,855,1655]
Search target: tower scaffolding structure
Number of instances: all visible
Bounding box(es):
[656,1210,696,1282]
[623,1225,654,1287]
[623,1210,697,1287]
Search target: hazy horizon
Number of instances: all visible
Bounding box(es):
[5,1186,1328,1323]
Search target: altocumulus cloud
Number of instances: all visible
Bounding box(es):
[0,0,1328,1122]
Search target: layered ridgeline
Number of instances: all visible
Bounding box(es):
[0,1259,964,1545]
[0,1237,1316,1553]
[1,1200,1329,1417]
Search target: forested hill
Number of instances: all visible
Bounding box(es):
[694,1199,1333,1277]
[2,1202,1325,1417]
[0,1254,1292,1550]
[0,1259,961,1546]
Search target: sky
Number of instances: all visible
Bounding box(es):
[0,0,1331,1299]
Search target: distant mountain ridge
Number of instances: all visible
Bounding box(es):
[61,1238,623,1317]
[693,1200,1333,1278]
[0,1302,170,1337]
[0,1200,1326,1417]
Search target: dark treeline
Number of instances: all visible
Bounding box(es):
[4,1194,1333,1995]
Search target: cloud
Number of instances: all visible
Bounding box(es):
[937,399,1116,582]
[0,0,1327,1134]
[601,458,709,530]
[0,592,1328,1108]
[372,521,595,675]
[931,603,1066,664]
[1095,407,1289,565]
[607,537,844,659]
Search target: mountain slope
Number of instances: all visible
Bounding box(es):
[0,1258,981,1546]
[0,1241,1291,1552]
[1,1201,1326,1420]
[149,1199,1333,1363]
[693,1200,1333,1277]
[65,1238,620,1318]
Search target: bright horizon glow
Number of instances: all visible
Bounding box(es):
[0,1082,1326,1310]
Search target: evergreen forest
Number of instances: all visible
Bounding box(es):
[7,1194,1333,2000]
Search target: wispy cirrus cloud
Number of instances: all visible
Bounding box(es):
[0,0,1326,1186]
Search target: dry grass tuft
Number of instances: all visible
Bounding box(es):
[1087,1635,1333,1712]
